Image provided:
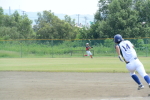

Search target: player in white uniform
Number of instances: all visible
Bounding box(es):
[114,34,150,90]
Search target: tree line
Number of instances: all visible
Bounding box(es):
[0,0,150,40]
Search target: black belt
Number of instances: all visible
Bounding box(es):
[126,57,137,64]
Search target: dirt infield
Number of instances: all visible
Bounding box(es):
[0,72,150,100]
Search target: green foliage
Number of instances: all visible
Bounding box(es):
[18,16,33,39]
[0,7,3,26]
[64,15,75,26]
[104,38,113,47]
[77,27,89,39]
[107,0,139,37]
[34,10,78,39]
[137,39,144,47]
[93,0,150,39]
[0,27,19,40]
[0,8,34,40]
[1,0,150,40]
[0,50,20,57]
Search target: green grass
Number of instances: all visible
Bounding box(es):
[0,57,150,73]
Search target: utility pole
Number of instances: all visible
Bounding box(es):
[9,6,11,15]
[77,14,80,26]
[84,17,87,26]
[22,11,25,16]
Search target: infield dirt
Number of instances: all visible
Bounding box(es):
[0,72,150,100]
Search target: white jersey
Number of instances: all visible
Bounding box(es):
[118,40,137,62]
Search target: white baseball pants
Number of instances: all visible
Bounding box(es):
[126,58,148,78]
[86,51,92,56]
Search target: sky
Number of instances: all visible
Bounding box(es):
[0,0,99,15]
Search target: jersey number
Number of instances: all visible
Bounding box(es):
[122,44,130,51]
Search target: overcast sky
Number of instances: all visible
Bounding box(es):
[0,0,99,15]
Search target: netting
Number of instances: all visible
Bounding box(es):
[0,38,150,58]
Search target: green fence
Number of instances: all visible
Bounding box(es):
[0,38,150,58]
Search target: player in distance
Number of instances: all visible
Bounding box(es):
[84,43,93,58]
[114,34,150,90]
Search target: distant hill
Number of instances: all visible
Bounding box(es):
[3,9,95,26]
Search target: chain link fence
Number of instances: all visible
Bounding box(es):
[0,38,150,58]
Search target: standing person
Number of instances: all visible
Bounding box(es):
[84,43,93,58]
[114,34,150,90]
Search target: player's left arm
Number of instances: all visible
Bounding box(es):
[127,40,134,48]
[89,46,93,49]
[131,43,134,48]
[90,46,93,49]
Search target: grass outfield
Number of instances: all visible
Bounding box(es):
[0,57,150,73]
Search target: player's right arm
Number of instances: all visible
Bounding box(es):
[115,45,124,62]
[115,45,120,55]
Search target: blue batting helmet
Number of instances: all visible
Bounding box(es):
[114,34,123,43]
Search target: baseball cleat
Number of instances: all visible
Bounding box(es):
[138,84,144,90]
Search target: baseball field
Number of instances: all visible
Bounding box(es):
[0,57,150,100]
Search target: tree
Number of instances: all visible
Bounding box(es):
[0,26,19,40]
[0,9,33,40]
[134,0,150,37]
[34,10,78,39]
[18,14,33,39]
[92,0,150,39]
[63,15,75,26]
[0,7,3,26]
[95,0,111,22]
[93,0,145,38]
[96,20,111,38]
[106,0,138,37]
[3,14,17,27]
